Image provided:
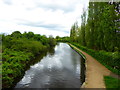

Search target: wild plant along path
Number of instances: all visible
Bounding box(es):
[70,44,120,88]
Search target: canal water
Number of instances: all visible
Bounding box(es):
[15,43,85,88]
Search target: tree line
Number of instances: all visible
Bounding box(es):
[70,2,120,52]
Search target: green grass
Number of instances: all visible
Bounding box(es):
[104,76,120,89]
[68,43,86,60]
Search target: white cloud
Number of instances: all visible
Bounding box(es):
[0,0,89,37]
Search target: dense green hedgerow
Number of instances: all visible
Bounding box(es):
[2,50,34,88]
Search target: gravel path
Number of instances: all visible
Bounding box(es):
[70,44,120,88]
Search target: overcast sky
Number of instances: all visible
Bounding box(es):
[0,0,89,37]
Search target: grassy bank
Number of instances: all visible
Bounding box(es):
[70,43,120,75]
[104,76,120,89]
[68,43,86,60]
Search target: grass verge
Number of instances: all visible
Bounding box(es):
[68,43,86,60]
[104,76,120,89]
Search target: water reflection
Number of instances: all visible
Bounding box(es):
[80,57,86,84]
[48,46,55,56]
[70,49,81,79]
[15,43,84,88]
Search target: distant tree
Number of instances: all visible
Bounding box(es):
[11,31,22,38]
[40,35,49,45]
[56,36,60,39]
[70,22,78,42]
[48,35,56,46]
[27,32,34,39]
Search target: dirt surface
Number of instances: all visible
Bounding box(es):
[70,44,120,88]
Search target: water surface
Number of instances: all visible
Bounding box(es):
[15,43,84,88]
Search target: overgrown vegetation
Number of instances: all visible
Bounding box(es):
[56,36,70,42]
[2,31,56,88]
[104,76,120,89]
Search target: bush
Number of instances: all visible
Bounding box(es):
[2,50,34,88]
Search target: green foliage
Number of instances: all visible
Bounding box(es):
[68,44,86,60]
[56,36,70,42]
[11,31,22,38]
[80,9,86,46]
[70,2,120,52]
[2,31,56,88]
[23,31,34,39]
[70,22,78,42]
[71,43,120,75]
[2,49,34,88]
[48,35,56,46]
[104,76,120,89]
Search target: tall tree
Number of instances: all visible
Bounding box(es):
[80,8,87,46]
[70,22,78,42]
[70,1,120,52]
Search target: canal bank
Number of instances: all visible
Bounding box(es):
[69,43,120,88]
[68,43,86,88]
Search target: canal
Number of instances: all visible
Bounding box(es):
[15,43,85,88]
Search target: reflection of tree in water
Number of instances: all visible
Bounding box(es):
[57,42,60,46]
[27,51,48,69]
[70,48,85,85]
[48,46,55,56]
[80,57,85,85]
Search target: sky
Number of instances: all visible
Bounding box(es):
[0,0,89,37]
